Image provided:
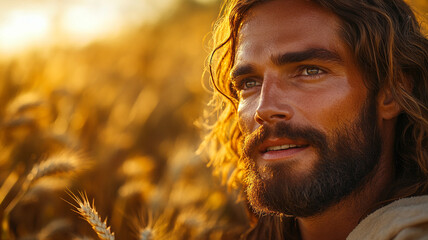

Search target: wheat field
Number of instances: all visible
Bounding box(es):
[0,0,426,239]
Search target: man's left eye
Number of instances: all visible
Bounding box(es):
[302,67,323,76]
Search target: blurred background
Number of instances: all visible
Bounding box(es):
[0,0,426,239]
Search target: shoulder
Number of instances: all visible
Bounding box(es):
[347,195,428,240]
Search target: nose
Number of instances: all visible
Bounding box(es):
[254,78,293,125]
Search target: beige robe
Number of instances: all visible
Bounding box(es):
[347,195,428,240]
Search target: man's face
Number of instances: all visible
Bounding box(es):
[233,0,382,217]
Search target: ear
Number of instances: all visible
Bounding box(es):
[377,88,401,120]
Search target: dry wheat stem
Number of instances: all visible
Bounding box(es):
[68,191,115,240]
[0,171,19,205]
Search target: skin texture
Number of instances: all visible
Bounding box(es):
[233,0,401,239]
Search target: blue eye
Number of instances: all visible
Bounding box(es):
[244,80,259,89]
[234,77,261,91]
[303,66,323,76]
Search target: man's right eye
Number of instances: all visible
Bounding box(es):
[242,79,261,90]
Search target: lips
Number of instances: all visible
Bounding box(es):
[259,138,308,152]
[258,138,309,161]
[266,144,306,152]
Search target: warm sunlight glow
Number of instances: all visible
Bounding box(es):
[0,0,178,56]
[62,4,122,45]
[0,9,51,53]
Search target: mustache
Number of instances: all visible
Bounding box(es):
[242,122,327,157]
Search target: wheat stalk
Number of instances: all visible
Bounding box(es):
[68,191,115,240]
[4,151,81,215]
[1,151,84,239]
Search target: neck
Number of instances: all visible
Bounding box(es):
[297,154,394,240]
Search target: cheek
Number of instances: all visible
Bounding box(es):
[237,99,257,134]
[297,80,368,132]
[301,98,359,135]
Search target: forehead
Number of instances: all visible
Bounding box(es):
[236,0,345,62]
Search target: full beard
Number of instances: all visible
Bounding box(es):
[242,97,381,217]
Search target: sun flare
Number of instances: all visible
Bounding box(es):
[0,0,178,56]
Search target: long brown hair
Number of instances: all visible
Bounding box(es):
[202,0,428,200]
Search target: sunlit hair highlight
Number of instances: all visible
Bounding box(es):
[202,0,428,199]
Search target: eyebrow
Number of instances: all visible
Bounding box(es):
[271,48,343,66]
[230,64,256,80]
[230,48,343,80]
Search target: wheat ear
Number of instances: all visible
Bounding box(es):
[4,151,80,215]
[135,209,176,240]
[26,153,80,184]
[139,227,154,240]
[68,191,115,240]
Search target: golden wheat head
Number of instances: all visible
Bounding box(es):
[26,151,83,184]
[3,151,84,215]
[139,227,154,240]
[68,191,115,240]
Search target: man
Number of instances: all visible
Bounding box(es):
[203,0,428,239]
